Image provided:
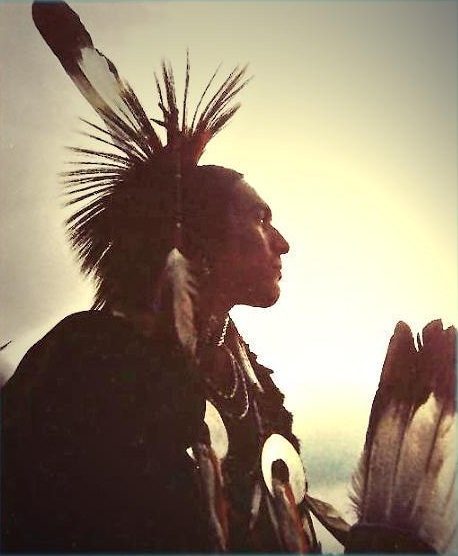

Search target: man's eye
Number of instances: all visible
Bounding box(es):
[257,211,267,225]
[253,206,271,226]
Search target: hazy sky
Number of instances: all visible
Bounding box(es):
[1,1,456,551]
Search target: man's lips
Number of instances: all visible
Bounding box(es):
[256,263,282,281]
[272,264,282,280]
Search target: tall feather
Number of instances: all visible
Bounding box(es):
[349,319,456,553]
[32,1,161,158]
[32,2,250,353]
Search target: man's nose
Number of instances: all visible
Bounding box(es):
[272,227,290,255]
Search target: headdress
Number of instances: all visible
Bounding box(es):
[32,1,250,355]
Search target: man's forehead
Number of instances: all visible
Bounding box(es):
[232,179,269,212]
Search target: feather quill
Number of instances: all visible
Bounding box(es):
[271,479,311,553]
[349,319,456,553]
[302,492,350,546]
[191,442,228,551]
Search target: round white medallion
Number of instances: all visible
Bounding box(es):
[261,433,306,504]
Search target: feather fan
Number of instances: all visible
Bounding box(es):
[32,2,250,353]
[348,319,457,553]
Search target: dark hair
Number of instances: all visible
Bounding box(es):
[182,165,243,262]
[95,164,242,310]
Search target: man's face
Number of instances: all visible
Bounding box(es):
[215,180,290,309]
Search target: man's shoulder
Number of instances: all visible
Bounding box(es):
[46,309,128,337]
[34,310,134,353]
[3,311,134,395]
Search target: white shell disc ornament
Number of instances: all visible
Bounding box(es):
[261,433,306,504]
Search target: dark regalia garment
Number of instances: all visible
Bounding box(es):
[1,311,304,552]
[2,311,206,552]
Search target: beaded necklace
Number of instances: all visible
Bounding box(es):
[204,344,250,421]
[201,316,251,421]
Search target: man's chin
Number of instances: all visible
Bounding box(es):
[242,285,281,309]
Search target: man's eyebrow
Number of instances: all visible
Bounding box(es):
[248,199,268,211]
[236,198,272,220]
[254,202,272,219]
